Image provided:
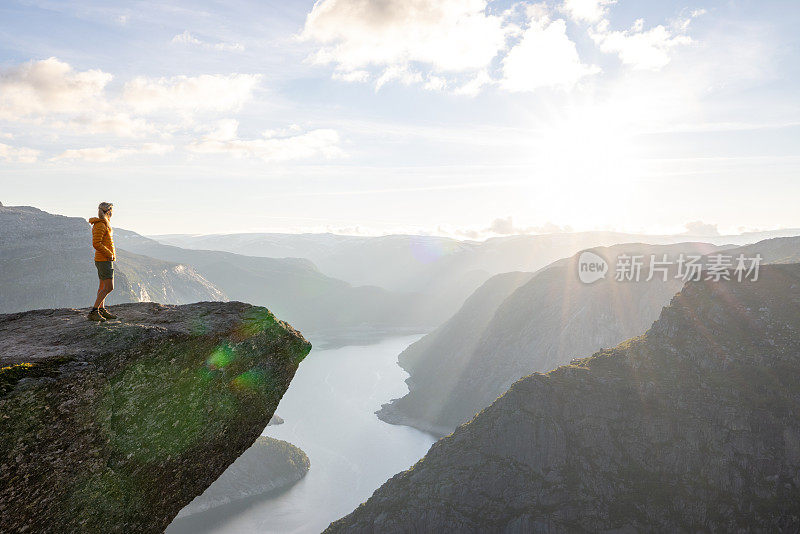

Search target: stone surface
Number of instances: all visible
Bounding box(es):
[0,301,311,533]
[268,414,284,425]
[329,264,800,532]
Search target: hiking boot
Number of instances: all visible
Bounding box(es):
[88,309,107,322]
[99,308,118,320]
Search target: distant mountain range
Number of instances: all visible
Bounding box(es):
[152,229,800,322]
[328,263,800,532]
[379,236,800,436]
[112,228,437,335]
[4,203,798,345]
[0,205,437,336]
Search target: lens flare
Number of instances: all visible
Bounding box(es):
[231,368,269,393]
[206,343,236,370]
[409,238,458,264]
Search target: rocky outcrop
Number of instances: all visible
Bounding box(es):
[329,264,800,532]
[379,242,722,436]
[268,414,284,425]
[174,436,309,518]
[0,301,310,533]
[0,205,226,313]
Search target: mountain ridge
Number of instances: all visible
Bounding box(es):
[378,241,725,435]
[328,263,800,532]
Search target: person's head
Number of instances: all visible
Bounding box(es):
[98,202,113,221]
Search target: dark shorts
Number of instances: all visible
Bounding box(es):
[95,260,114,280]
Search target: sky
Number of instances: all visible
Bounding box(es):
[0,0,798,238]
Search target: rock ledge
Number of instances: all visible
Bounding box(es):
[0,301,310,533]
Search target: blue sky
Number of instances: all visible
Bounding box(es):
[1,0,798,237]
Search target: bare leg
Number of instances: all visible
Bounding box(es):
[101,278,114,308]
[93,280,106,308]
[93,279,113,308]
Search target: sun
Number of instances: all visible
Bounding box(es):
[520,101,645,231]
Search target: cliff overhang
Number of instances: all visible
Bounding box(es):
[0,301,311,533]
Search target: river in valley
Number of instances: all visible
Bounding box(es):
[167,335,436,534]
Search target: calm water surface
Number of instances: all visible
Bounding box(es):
[168,335,435,534]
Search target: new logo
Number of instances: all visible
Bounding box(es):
[577,251,608,284]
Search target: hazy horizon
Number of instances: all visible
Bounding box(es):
[2,0,799,237]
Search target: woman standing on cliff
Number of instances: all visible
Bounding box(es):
[88,202,117,322]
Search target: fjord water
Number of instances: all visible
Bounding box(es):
[167,335,436,534]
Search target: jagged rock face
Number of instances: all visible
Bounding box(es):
[379,242,721,436]
[329,265,800,532]
[0,301,311,533]
[0,205,226,313]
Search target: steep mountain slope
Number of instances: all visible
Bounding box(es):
[113,229,437,334]
[0,205,225,312]
[0,301,311,533]
[379,242,721,435]
[377,271,536,435]
[329,264,800,532]
[731,235,800,264]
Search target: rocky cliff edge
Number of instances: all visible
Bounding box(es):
[0,301,311,533]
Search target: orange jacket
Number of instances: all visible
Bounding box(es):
[89,217,115,261]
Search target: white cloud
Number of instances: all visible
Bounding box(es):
[0,58,262,140]
[140,143,175,155]
[122,73,261,113]
[188,119,344,162]
[51,146,131,162]
[51,112,156,137]
[561,0,616,23]
[302,0,604,94]
[580,6,702,71]
[0,142,39,163]
[591,18,692,70]
[453,70,493,96]
[502,15,598,91]
[301,0,509,87]
[487,216,573,235]
[171,30,245,52]
[0,58,160,137]
[332,69,370,83]
[424,75,447,92]
[374,66,423,91]
[0,57,111,119]
[51,143,174,162]
[684,220,719,236]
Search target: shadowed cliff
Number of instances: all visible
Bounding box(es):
[0,301,311,533]
[378,242,723,435]
[329,264,800,532]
